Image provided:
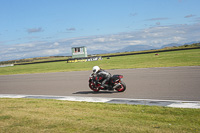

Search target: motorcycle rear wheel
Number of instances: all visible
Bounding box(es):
[115,81,126,92]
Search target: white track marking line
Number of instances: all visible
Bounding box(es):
[0,94,199,109]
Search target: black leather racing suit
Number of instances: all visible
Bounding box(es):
[96,69,111,88]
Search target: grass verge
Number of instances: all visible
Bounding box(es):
[0,49,199,75]
[0,98,200,133]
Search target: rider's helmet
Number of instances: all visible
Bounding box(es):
[93,66,100,73]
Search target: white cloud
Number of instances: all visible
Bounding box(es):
[44,49,60,55]
[184,14,195,18]
[146,18,169,21]
[172,36,185,42]
[156,22,161,25]
[27,27,43,33]
[93,38,106,43]
[125,40,147,45]
[1,22,200,61]
[66,28,76,31]
[54,42,59,46]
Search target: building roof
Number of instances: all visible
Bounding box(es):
[71,46,86,48]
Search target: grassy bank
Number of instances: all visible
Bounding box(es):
[0,98,199,133]
[0,49,200,75]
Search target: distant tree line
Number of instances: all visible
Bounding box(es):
[183,42,200,47]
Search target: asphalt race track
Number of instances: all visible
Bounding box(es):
[0,66,200,101]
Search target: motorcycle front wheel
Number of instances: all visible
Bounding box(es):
[115,81,126,92]
[89,83,99,92]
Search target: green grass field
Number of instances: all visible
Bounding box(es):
[0,98,200,133]
[1,49,200,132]
[0,49,200,75]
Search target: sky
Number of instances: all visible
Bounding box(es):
[0,0,200,61]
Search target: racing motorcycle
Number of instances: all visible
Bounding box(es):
[89,74,126,92]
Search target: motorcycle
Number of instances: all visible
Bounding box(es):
[89,74,126,92]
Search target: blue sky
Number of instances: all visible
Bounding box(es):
[0,0,200,61]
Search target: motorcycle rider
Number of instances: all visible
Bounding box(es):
[92,66,111,89]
